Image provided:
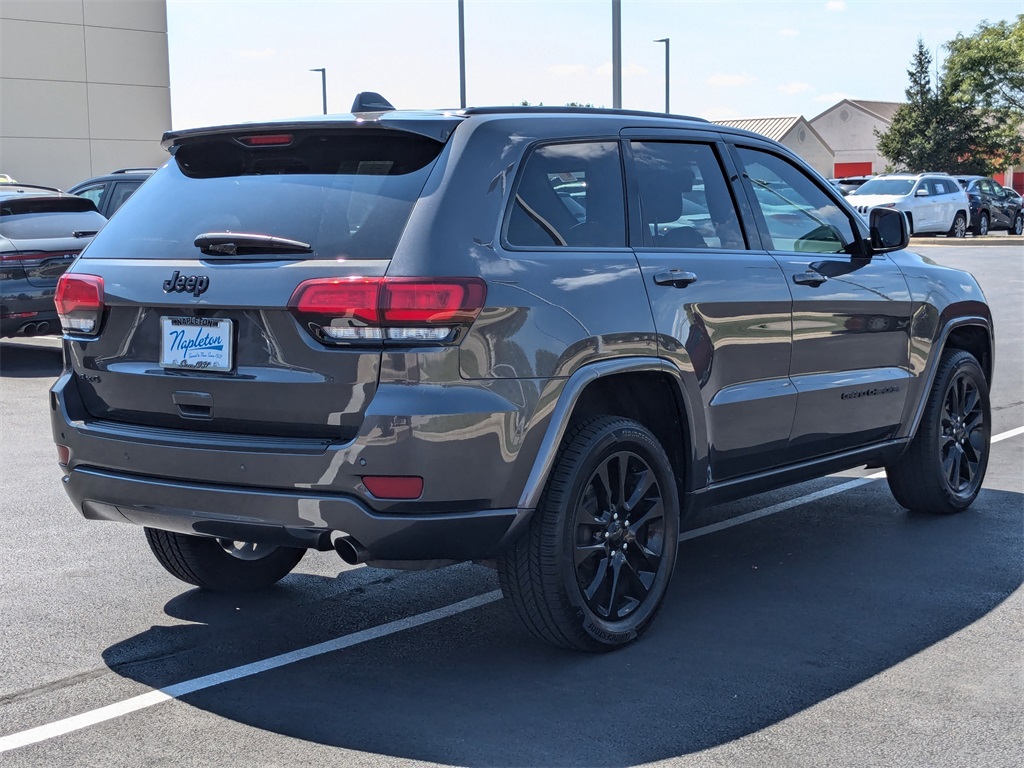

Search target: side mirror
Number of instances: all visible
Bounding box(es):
[869,207,909,253]
[915,188,929,196]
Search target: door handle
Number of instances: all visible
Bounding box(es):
[653,269,698,288]
[793,271,828,287]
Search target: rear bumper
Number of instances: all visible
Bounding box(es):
[64,466,525,561]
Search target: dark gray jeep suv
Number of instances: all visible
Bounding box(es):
[51,102,993,652]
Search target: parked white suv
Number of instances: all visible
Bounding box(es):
[847,173,970,237]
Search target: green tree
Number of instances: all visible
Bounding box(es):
[944,15,1024,112]
[877,38,1022,174]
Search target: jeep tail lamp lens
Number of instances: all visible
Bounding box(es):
[288,277,486,345]
[55,273,104,334]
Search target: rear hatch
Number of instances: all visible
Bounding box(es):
[0,197,105,286]
[62,125,450,439]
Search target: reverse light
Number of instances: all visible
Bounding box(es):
[55,273,104,334]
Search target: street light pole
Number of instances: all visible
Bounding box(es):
[612,0,622,108]
[458,0,466,108]
[309,68,327,115]
[654,38,669,113]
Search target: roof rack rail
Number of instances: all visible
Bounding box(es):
[459,105,708,122]
[111,167,157,174]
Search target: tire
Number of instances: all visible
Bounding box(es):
[497,416,680,652]
[886,349,990,514]
[144,528,305,591]
[973,211,989,237]
[1011,211,1023,236]
[947,212,967,238]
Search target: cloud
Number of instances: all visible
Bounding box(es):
[548,64,587,77]
[706,73,757,88]
[825,1,847,10]
[816,91,853,103]
[778,28,799,37]
[778,81,811,95]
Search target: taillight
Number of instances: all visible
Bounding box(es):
[0,250,80,263]
[55,273,104,335]
[288,277,487,345]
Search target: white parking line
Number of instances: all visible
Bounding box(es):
[2,424,1022,754]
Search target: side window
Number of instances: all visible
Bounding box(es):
[979,179,996,195]
[506,141,625,248]
[75,184,106,208]
[630,141,745,249]
[736,147,855,254]
[929,180,948,195]
[106,181,142,216]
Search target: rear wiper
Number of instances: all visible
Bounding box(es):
[73,230,99,238]
[194,232,313,257]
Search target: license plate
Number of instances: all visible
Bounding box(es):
[160,317,233,373]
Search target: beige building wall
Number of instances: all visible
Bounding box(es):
[778,121,833,179]
[810,101,894,175]
[0,0,171,189]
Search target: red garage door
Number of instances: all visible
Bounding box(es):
[833,162,873,177]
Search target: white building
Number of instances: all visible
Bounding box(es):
[0,0,171,189]
[809,100,901,178]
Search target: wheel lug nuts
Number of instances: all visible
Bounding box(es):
[624,520,630,527]
[604,532,610,539]
[613,513,619,521]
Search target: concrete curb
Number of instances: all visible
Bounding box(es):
[910,234,1024,247]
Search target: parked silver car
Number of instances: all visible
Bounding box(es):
[847,173,970,237]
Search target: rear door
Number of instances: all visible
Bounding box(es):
[732,145,913,459]
[65,128,447,439]
[625,136,795,481]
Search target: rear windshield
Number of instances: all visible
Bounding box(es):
[82,130,445,261]
[0,209,106,240]
[849,178,915,196]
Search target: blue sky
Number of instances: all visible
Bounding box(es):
[166,0,1022,129]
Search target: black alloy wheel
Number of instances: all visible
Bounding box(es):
[1012,212,1023,236]
[573,449,669,622]
[145,528,306,591]
[974,211,989,236]
[498,416,680,651]
[937,366,987,496]
[886,349,990,514]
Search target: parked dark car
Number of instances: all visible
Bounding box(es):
[1,186,105,337]
[955,175,1024,236]
[51,100,994,652]
[68,168,155,219]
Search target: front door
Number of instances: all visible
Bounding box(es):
[733,146,913,460]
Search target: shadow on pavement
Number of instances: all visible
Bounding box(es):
[0,342,62,379]
[103,485,1023,766]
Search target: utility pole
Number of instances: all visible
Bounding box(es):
[309,68,327,115]
[654,38,670,113]
[612,0,621,108]
[458,0,467,108]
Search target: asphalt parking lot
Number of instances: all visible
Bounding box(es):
[0,243,1020,767]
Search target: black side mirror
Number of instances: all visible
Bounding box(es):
[869,207,909,254]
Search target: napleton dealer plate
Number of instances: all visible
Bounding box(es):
[159,316,233,372]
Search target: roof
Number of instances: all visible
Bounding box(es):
[849,100,901,122]
[162,106,714,149]
[712,116,801,142]
[810,99,902,124]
